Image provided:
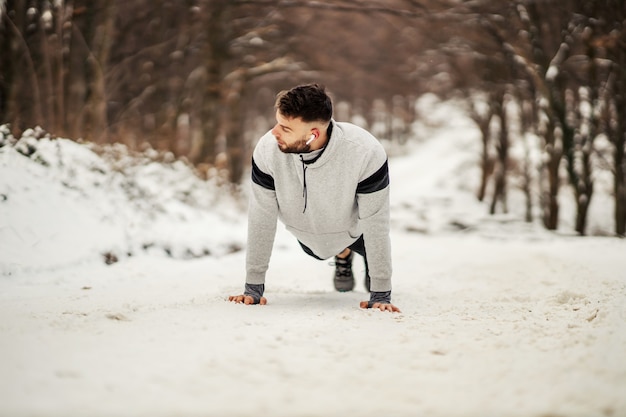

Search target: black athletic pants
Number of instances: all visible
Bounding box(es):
[298,235,369,274]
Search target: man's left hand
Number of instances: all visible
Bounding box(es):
[360,301,401,313]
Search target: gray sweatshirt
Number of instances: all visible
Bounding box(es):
[246,120,392,293]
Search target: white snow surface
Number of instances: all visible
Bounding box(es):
[1,100,625,417]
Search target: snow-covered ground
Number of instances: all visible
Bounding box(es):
[1,99,625,417]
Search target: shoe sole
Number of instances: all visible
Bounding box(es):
[334,278,355,292]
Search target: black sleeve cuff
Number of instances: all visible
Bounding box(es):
[244,283,265,304]
[368,290,391,308]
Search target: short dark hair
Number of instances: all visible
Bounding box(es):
[274,83,333,123]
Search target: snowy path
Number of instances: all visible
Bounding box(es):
[1,230,625,417]
[2,104,625,416]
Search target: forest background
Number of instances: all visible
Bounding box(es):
[1,0,625,237]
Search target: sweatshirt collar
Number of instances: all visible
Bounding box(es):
[298,120,334,165]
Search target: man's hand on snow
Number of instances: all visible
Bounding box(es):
[359,300,401,313]
[361,290,400,312]
[228,294,267,305]
[229,283,266,305]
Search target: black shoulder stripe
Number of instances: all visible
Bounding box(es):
[251,157,275,190]
[357,160,389,194]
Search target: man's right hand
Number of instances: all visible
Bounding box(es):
[228,294,267,305]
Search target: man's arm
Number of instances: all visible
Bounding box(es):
[229,149,278,305]
[245,157,279,285]
[356,160,392,292]
[356,158,399,312]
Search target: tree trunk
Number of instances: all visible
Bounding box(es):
[542,118,560,230]
[518,94,537,223]
[570,88,599,235]
[65,3,89,139]
[610,29,626,236]
[0,2,13,124]
[477,121,493,203]
[616,139,626,236]
[490,89,509,215]
[225,80,247,183]
[463,91,494,203]
[2,1,44,132]
[85,0,115,143]
[63,1,114,142]
[53,1,66,136]
[614,74,626,236]
[198,0,230,165]
[472,105,494,203]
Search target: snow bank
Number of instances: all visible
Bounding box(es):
[0,127,246,275]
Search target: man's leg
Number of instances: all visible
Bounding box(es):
[299,238,368,292]
[345,236,370,292]
[333,235,371,292]
[336,248,351,259]
[333,248,355,292]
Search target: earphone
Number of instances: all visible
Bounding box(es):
[306,134,316,145]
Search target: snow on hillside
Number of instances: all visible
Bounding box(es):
[0,100,625,417]
[0,125,246,275]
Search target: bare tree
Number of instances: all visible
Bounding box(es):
[594,0,626,236]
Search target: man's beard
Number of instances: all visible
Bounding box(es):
[277,137,311,154]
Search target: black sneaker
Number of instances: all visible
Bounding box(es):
[333,252,355,292]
